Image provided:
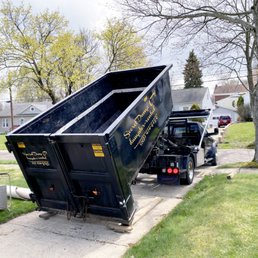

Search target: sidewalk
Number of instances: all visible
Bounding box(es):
[0,150,15,160]
[0,173,203,258]
[0,148,256,258]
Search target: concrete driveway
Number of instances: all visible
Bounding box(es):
[0,148,255,258]
[0,175,203,258]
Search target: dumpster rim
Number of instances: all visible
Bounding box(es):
[8,64,172,137]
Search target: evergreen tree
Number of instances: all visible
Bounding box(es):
[183,50,203,89]
[237,95,244,108]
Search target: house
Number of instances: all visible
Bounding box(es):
[0,101,52,133]
[213,84,251,123]
[172,87,213,111]
[216,93,250,110]
[213,84,249,102]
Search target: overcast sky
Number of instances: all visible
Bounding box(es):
[16,0,176,62]
[17,0,118,31]
[14,0,217,92]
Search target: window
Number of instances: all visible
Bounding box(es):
[20,118,25,125]
[189,124,199,133]
[2,118,8,128]
[30,106,35,112]
[172,127,186,137]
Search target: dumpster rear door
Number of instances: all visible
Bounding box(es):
[6,135,79,212]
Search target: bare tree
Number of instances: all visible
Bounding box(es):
[119,0,258,162]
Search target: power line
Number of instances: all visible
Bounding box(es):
[172,74,253,87]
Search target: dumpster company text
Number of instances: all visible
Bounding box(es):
[22,151,50,166]
[123,91,158,149]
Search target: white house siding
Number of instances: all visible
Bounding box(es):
[201,90,213,110]
[173,102,202,111]
[172,88,213,111]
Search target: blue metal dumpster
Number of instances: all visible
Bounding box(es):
[6,65,173,225]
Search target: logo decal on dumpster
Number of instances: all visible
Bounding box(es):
[123,90,158,149]
[22,151,50,166]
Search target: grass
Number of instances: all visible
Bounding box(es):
[0,134,7,150]
[0,166,36,224]
[0,160,17,164]
[124,174,258,258]
[219,122,255,149]
[218,161,258,169]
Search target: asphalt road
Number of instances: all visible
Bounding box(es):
[0,148,255,258]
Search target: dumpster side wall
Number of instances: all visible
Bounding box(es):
[6,65,172,224]
[109,72,173,184]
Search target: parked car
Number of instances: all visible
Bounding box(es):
[218,115,231,127]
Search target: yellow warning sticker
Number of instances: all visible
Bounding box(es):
[92,144,103,151]
[17,142,26,148]
[92,144,105,157]
[94,151,105,157]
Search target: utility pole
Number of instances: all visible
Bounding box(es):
[8,85,14,131]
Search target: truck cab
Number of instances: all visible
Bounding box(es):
[140,109,218,185]
[166,121,217,166]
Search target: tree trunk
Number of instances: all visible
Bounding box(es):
[48,91,57,104]
[253,85,258,162]
[252,2,258,162]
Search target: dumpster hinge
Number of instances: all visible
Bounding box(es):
[5,141,14,153]
[82,199,88,221]
[48,138,56,145]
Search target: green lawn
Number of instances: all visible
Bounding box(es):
[124,174,258,257]
[0,166,36,224]
[0,134,7,150]
[219,122,255,149]
[218,161,258,169]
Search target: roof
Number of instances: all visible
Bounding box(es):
[172,87,209,104]
[213,84,248,95]
[0,101,52,117]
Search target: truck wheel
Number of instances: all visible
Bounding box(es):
[211,155,217,166]
[181,157,194,185]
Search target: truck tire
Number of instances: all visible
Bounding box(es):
[181,157,194,185]
[211,155,217,166]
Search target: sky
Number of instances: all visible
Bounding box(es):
[17,0,119,31]
[14,0,217,92]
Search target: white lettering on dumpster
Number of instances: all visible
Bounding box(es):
[123,90,158,149]
[22,151,50,166]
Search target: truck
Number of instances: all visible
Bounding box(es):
[140,109,218,185]
[5,64,218,226]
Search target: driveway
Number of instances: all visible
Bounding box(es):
[0,148,255,258]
